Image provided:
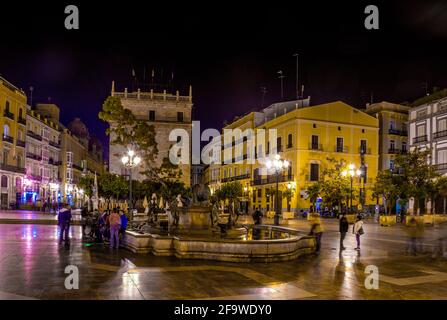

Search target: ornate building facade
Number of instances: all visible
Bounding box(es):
[108,82,192,186]
[0,76,26,209]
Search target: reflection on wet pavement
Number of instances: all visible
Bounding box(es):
[0,219,446,300]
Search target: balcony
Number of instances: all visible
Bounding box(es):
[2,134,13,144]
[27,131,42,141]
[250,174,294,186]
[413,135,427,144]
[18,117,26,126]
[16,139,25,148]
[221,173,250,183]
[0,163,26,174]
[388,128,408,136]
[287,143,293,149]
[27,174,42,182]
[309,143,323,151]
[26,152,42,161]
[434,130,447,140]
[72,163,84,171]
[48,158,62,166]
[49,140,61,148]
[3,110,14,120]
[359,147,371,155]
[335,146,349,153]
[436,163,447,171]
[388,148,406,154]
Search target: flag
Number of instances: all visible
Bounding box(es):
[151,69,155,78]
[132,68,136,77]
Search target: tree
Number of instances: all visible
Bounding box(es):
[306,183,321,212]
[216,181,243,226]
[78,175,94,198]
[371,170,398,215]
[98,173,128,202]
[312,157,353,212]
[393,148,438,214]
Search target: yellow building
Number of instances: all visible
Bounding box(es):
[207,100,379,214]
[0,76,26,209]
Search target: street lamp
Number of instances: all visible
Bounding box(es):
[266,154,289,225]
[121,150,141,218]
[342,164,362,213]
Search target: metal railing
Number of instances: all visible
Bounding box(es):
[0,164,26,174]
[309,143,323,151]
[49,140,61,148]
[335,146,349,153]
[434,130,447,139]
[18,117,26,126]
[27,131,42,141]
[250,174,294,186]
[2,135,13,143]
[413,135,427,144]
[26,152,42,161]
[221,173,250,183]
[16,139,25,147]
[3,110,14,120]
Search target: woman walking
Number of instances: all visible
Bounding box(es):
[353,215,365,250]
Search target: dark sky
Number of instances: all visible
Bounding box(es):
[2,0,447,160]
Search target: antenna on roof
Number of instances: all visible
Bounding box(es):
[260,86,267,108]
[277,70,285,101]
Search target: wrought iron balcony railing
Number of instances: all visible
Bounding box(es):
[413,135,427,144]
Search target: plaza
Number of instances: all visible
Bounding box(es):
[0,211,446,300]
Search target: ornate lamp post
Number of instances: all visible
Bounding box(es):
[266,154,289,225]
[342,164,361,213]
[121,150,141,219]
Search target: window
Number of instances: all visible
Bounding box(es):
[1,175,7,188]
[389,120,395,130]
[360,139,367,154]
[177,112,184,122]
[311,135,319,150]
[3,124,9,137]
[438,149,447,165]
[176,136,181,143]
[5,101,10,112]
[416,124,426,137]
[417,109,427,118]
[287,134,293,148]
[19,108,23,119]
[362,166,368,180]
[17,155,22,168]
[313,124,317,128]
[336,137,344,152]
[288,163,292,178]
[390,160,395,171]
[390,140,395,150]
[266,142,270,155]
[257,189,262,197]
[277,137,282,152]
[402,142,407,152]
[2,149,8,165]
[149,110,155,121]
[223,169,227,178]
[438,118,447,132]
[310,163,319,181]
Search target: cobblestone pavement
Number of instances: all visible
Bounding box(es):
[0,214,446,300]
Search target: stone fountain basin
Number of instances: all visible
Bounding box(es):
[123,226,316,263]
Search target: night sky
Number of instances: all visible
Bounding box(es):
[2,1,447,160]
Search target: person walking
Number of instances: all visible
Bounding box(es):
[309,212,324,253]
[339,214,349,250]
[109,210,121,249]
[353,215,365,250]
[58,204,72,246]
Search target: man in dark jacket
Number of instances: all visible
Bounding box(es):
[339,214,349,250]
[58,204,72,245]
[252,207,263,225]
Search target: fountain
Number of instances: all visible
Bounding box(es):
[123,184,316,262]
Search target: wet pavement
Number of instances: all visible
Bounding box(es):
[0,213,446,300]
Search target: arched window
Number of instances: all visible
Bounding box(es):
[1,175,8,188]
[3,124,9,137]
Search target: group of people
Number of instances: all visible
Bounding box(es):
[309,212,365,253]
[97,209,128,249]
[57,204,128,250]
